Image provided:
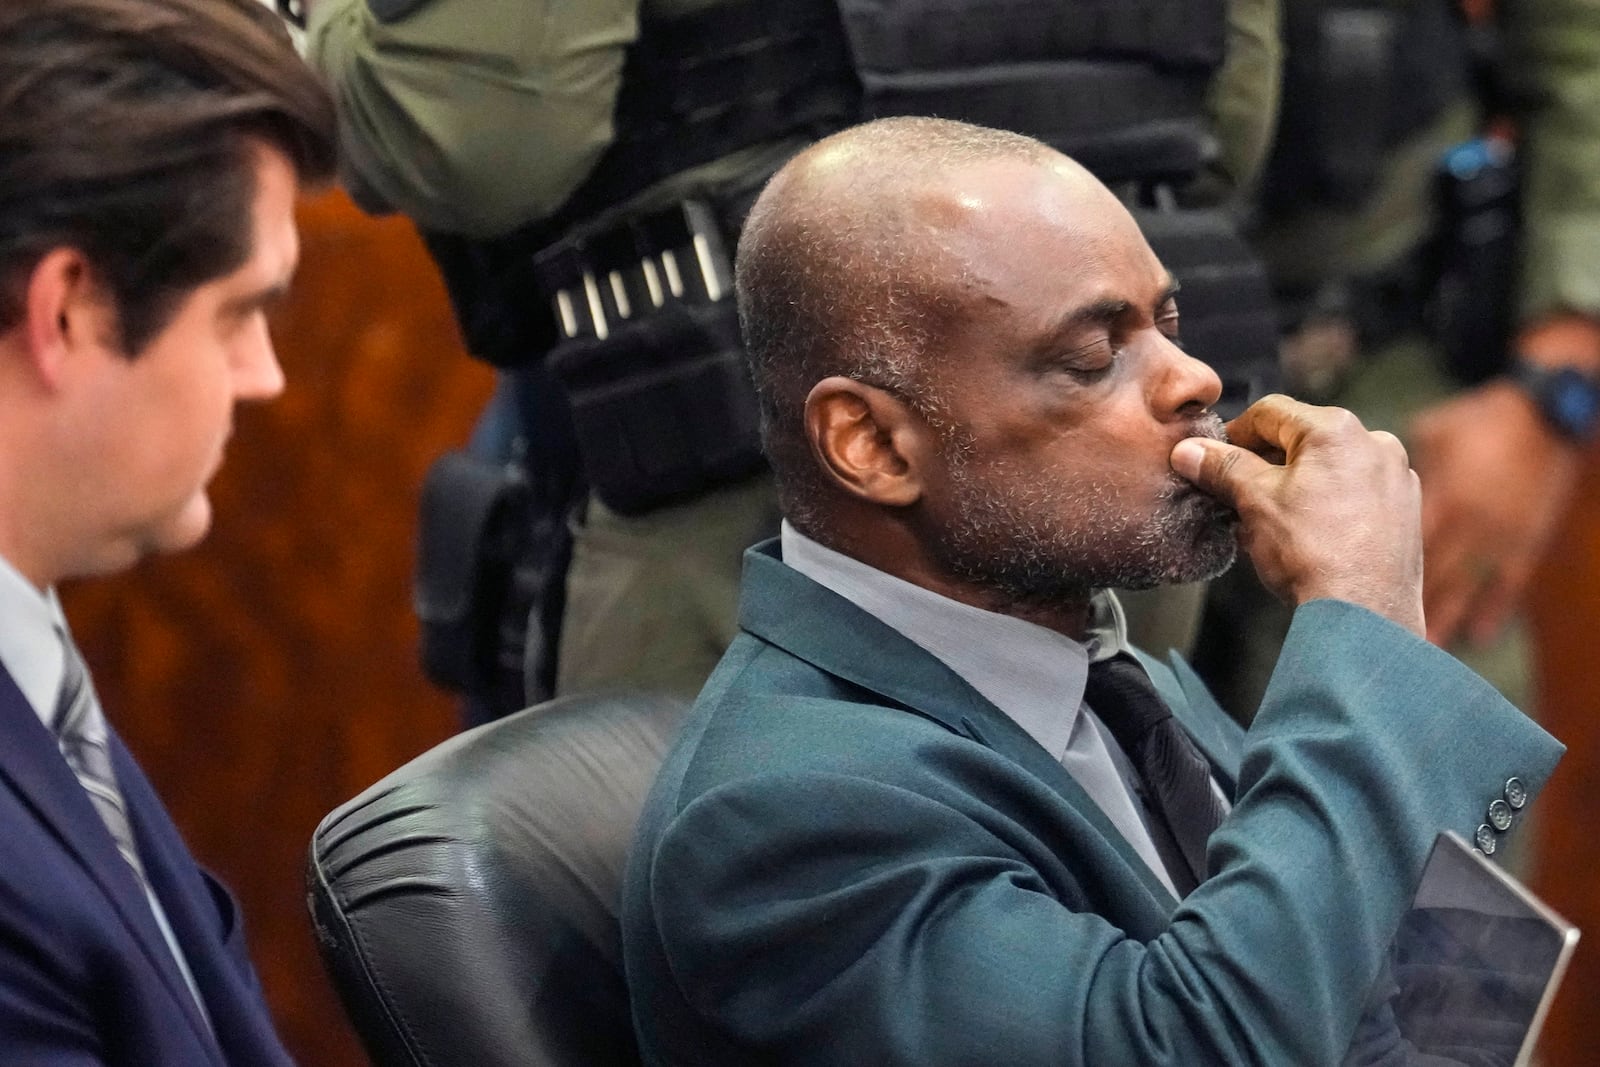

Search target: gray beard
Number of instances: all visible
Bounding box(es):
[930,441,1238,614]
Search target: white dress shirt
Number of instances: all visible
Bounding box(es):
[781,522,1227,898]
[0,552,212,1026]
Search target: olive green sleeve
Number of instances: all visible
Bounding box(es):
[1510,0,1600,323]
[306,0,637,237]
[1205,0,1282,196]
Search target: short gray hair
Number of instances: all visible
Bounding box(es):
[735,116,1051,535]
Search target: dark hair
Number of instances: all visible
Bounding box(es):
[0,0,337,354]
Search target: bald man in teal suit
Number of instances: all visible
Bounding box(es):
[622,117,1563,1065]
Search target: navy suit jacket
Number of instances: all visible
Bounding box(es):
[623,542,1564,1066]
[0,663,292,1066]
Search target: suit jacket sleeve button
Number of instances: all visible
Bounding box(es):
[1474,824,1498,854]
[1504,777,1527,809]
[1488,799,1513,832]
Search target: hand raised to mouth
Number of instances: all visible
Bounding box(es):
[1171,393,1424,638]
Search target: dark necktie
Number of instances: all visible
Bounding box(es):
[53,637,148,886]
[1084,652,1227,891]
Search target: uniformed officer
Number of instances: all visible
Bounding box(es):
[1190,0,1600,728]
[304,0,1284,716]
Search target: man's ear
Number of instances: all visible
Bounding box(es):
[16,248,105,389]
[804,376,933,507]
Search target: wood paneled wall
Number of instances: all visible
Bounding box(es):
[1528,472,1600,1067]
[56,185,1600,1066]
[61,190,492,1066]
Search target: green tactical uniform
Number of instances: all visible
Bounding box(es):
[1193,0,1600,724]
[308,0,1283,702]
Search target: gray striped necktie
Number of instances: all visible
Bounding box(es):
[53,638,148,885]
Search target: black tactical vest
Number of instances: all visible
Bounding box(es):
[428,0,1230,367]
[1260,0,1472,213]
[414,0,1254,711]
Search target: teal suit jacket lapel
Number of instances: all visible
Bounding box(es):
[739,543,1182,914]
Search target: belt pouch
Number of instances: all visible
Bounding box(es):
[413,451,535,703]
[547,300,765,515]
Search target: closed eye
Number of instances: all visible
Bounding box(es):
[1050,337,1118,381]
[1157,309,1183,349]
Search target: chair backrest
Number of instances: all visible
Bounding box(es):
[306,692,689,1067]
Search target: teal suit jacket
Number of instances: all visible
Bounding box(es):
[623,542,1563,1065]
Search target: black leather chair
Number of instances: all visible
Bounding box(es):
[306,692,688,1067]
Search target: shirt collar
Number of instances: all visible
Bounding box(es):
[0,551,68,728]
[780,522,1129,760]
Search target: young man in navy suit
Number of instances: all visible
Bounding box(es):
[0,1,334,1062]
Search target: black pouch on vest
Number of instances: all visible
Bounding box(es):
[413,451,536,710]
[546,299,765,516]
[1135,206,1280,419]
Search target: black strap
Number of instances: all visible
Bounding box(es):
[836,0,1224,73]
[860,61,1214,184]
